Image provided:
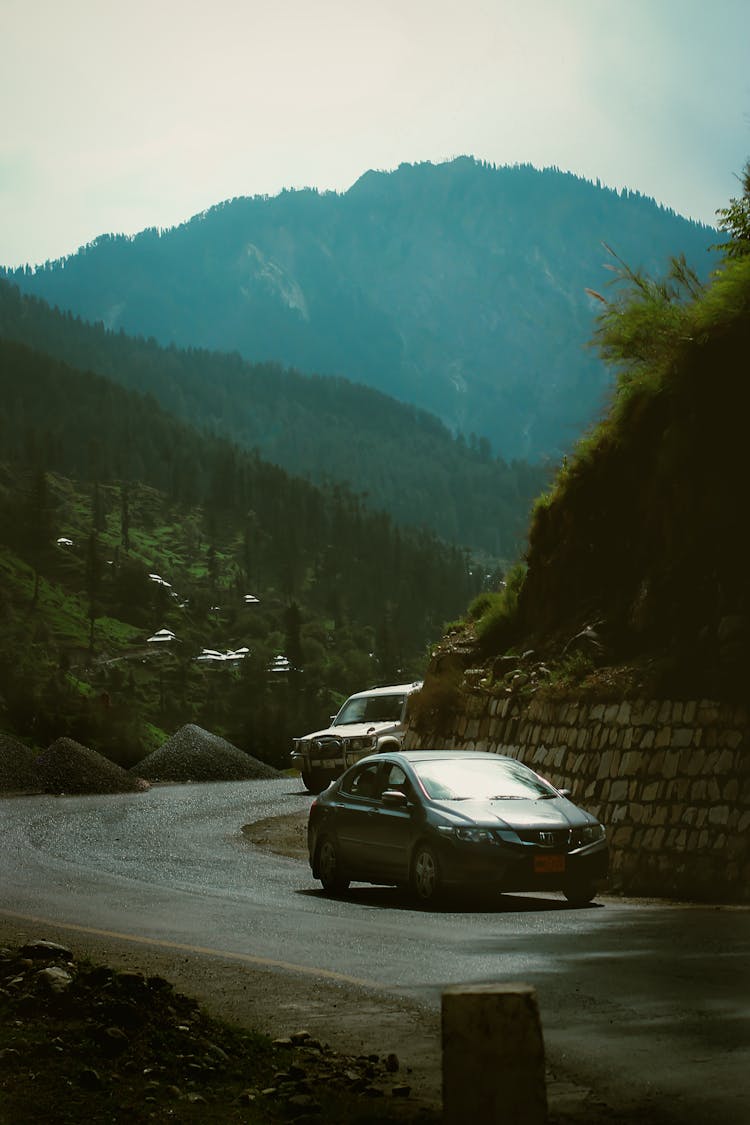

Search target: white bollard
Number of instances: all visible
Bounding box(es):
[442,982,547,1124]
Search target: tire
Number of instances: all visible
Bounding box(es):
[410,843,442,905]
[563,881,597,906]
[317,837,350,895]
[301,767,327,794]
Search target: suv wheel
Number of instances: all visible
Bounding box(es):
[301,767,328,794]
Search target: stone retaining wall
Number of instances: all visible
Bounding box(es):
[403,693,749,902]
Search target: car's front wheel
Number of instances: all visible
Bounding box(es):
[563,880,597,906]
[317,837,350,895]
[410,843,442,905]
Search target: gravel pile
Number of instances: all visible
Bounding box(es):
[35,737,146,795]
[0,732,41,794]
[133,724,280,783]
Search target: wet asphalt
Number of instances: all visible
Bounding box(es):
[1,778,748,1124]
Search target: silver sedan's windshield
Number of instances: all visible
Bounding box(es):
[335,694,405,725]
[413,757,557,801]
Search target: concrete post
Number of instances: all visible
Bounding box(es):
[442,982,547,1124]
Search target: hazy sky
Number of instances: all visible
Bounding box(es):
[2,0,749,267]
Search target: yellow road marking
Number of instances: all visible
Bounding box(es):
[0,907,381,990]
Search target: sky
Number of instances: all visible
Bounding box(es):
[2,0,749,268]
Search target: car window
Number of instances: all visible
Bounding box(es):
[386,764,408,788]
[341,763,384,799]
[335,693,405,725]
[413,757,556,801]
[365,694,405,722]
[384,764,415,802]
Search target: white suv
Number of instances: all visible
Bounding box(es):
[291,682,422,793]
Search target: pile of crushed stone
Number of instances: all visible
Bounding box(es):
[132,724,280,783]
[0,732,40,793]
[34,737,146,796]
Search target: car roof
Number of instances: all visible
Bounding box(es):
[361,749,515,764]
[345,682,422,700]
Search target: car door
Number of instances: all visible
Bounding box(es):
[333,762,386,877]
[360,762,415,883]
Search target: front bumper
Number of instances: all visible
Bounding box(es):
[434,836,609,892]
[291,736,378,773]
[291,750,345,771]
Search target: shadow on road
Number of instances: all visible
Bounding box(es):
[297,885,605,914]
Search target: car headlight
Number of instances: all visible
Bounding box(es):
[579,824,605,844]
[435,826,496,844]
[457,828,496,844]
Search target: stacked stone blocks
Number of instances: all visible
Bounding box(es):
[404,694,748,901]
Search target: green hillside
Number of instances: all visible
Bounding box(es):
[0,340,480,764]
[449,175,749,702]
[0,280,548,558]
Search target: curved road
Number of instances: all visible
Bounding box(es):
[1,778,748,1122]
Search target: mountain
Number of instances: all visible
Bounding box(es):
[0,336,481,763]
[4,157,718,461]
[0,279,549,558]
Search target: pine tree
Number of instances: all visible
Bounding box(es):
[85,530,101,655]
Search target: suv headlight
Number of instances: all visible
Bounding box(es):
[347,736,376,752]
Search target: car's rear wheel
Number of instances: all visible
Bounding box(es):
[563,880,597,906]
[410,843,442,905]
[317,837,350,895]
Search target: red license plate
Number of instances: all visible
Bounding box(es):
[534,854,566,874]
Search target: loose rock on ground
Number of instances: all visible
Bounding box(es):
[0,939,431,1124]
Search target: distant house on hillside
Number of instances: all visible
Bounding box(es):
[146,629,176,643]
[148,573,172,588]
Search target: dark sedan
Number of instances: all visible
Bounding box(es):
[308,750,608,905]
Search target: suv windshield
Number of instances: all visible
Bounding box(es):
[413,757,556,801]
[335,693,406,725]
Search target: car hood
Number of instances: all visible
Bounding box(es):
[306,721,398,740]
[430,796,595,830]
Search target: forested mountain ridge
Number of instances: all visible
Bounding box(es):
[0,279,549,557]
[0,336,480,762]
[4,157,718,461]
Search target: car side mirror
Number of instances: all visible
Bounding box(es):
[381,789,410,807]
[558,788,572,799]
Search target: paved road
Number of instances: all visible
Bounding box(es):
[1,778,748,1123]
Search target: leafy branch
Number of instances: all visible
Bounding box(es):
[587,242,703,383]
